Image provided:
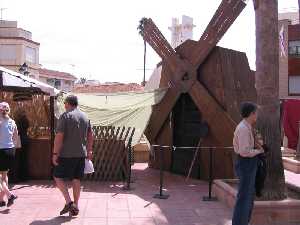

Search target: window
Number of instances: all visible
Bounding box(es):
[289,76,300,95]
[25,46,36,64]
[289,41,300,57]
[64,80,71,86]
[54,79,61,89]
[46,78,61,89]
[0,45,17,60]
[46,78,54,86]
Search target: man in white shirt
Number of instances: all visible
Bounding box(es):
[232,102,264,225]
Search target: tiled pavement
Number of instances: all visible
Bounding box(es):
[0,163,300,225]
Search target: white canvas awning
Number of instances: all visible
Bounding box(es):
[56,88,167,145]
[0,66,60,96]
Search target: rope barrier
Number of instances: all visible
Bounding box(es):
[150,144,234,201]
[151,144,233,150]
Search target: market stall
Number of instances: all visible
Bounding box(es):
[0,66,59,180]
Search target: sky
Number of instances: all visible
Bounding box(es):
[0,0,299,83]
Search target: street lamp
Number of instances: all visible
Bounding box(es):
[19,63,29,76]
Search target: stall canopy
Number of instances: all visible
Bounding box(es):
[57,89,167,145]
[0,66,59,96]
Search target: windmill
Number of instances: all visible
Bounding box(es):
[139,0,257,179]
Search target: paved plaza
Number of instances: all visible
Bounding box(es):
[0,163,300,225]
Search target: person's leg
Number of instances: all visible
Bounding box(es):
[247,158,259,223]
[232,157,258,225]
[69,158,85,216]
[0,152,6,203]
[2,171,17,207]
[0,176,5,202]
[54,176,75,215]
[54,177,72,204]
[0,171,12,198]
[53,157,73,204]
[0,192,5,204]
[72,179,81,207]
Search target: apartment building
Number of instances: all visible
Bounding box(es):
[279,11,300,98]
[0,20,77,92]
[39,68,76,92]
[0,20,40,79]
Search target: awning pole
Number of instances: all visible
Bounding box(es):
[50,96,55,178]
[0,71,3,88]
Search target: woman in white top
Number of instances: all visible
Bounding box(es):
[0,102,18,207]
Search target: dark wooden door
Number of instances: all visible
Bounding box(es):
[171,93,208,178]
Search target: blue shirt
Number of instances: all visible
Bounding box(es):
[0,117,17,149]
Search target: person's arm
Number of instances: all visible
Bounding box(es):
[237,127,264,158]
[52,132,64,165]
[87,126,94,160]
[52,114,65,165]
[12,122,18,147]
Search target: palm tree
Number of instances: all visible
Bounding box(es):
[253,0,285,200]
[79,77,87,84]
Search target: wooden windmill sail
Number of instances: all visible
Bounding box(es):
[139,0,256,179]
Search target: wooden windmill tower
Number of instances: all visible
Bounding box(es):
[139,0,257,179]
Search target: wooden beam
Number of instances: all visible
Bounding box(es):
[189,0,246,68]
[140,18,182,74]
[145,84,181,143]
[189,81,236,145]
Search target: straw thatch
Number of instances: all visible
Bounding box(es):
[0,91,50,138]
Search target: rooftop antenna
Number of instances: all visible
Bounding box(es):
[0,8,7,20]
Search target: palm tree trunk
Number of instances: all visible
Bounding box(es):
[253,0,286,200]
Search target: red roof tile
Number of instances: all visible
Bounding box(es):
[73,83,144,93]
[38,68,77,81]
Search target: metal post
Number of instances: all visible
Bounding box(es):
[153,146,169,199]
[203,147,217,201]
[127,142,132,189]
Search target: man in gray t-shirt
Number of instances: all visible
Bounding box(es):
[53,95,93,216]
[56,107,90,158]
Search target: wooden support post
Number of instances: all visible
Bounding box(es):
[49,96,55,179]
[0,71,3,88]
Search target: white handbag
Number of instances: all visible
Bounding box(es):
[84,159,94,174]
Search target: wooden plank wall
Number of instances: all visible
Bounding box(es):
[198,46,257,179]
